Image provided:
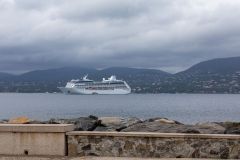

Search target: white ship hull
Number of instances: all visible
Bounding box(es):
[58,87,131,95]
[58,75,131,95]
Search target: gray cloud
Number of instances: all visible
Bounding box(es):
[0,0,240,73]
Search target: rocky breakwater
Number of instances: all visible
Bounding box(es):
[2,116,240,134]
[46,116,240,134]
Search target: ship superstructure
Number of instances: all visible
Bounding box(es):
[58,75,131,94]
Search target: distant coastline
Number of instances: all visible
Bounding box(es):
[0,56,240,93]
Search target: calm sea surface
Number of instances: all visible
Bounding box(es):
[0,93,240,124]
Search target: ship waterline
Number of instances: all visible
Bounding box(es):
[58,75,131,95]
[58,87,131,95]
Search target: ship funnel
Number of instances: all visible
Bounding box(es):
[83,74,88,80]
[109,75,116,81]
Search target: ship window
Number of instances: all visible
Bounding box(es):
[109,82,124,85]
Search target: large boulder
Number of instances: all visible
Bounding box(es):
[218,122,240,134]
[122,121,225,134]
[121,122,191,133]
[8,117,31,124]
[48,116,100,131]
[195,122,226,134]
[0,119,8,124]
[145,117,182,124]
[225,129,240,134]
[97,117,142,131]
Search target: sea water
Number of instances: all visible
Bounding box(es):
[0,93,240,124]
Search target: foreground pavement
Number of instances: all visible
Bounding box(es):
[75,157,223,160]
[76,158,235,160]
[0,156,233,160]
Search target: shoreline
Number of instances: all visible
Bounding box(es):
[1,116,240,135]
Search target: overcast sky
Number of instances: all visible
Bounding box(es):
[0,0,240,73]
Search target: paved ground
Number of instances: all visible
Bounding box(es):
[75,157,220,160]
[0,156,66,160]
[0,156,229,160]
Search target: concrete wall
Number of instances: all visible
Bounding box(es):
[67,131,240,159]
[0,124,74,156]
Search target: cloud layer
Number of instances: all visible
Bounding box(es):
[0,0,240,73]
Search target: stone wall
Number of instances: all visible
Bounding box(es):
[67,131,240,159]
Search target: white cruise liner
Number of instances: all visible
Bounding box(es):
[58,75,131,95]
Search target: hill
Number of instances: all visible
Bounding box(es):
[17,67,97,82]
[1,57,240,93]
[179,57,240,75]
[166,57,240,93]
[0,67,170,93]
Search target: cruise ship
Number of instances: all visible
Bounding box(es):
[58,75,131,95]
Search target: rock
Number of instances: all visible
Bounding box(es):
[183,129,200,134]
[145,117,182,124]
[122,121,225,134]
[94,126,109,131]
[123,117,142,127]
[28,120,46,124]
[73,117,100,131]
[8,116,31,124]
[154,118,176,124]
[195,122,226,134]
[0,119,8,123]
[225,129,240,134]
[48,118,65,124]
[98,117,142,131]
[121,121,180,132]
[99,117,122,126]
[219,122,240,134]
[88,115,98,120]
[48,116,100,131]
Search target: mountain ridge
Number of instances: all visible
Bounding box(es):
[177,56,240,75]
[0,67,171,81]
[0,56,240,93]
